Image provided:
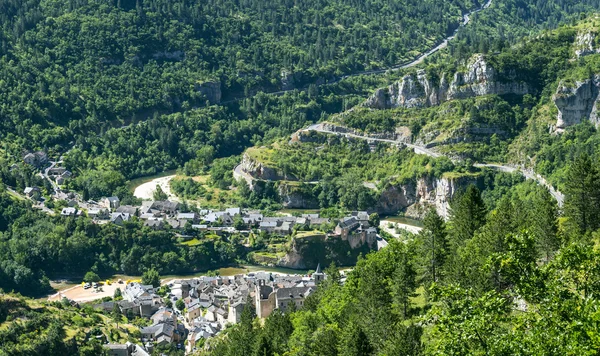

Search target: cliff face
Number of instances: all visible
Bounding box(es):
[376,175,477,220]
[575,31,600,58]
[365,54,531,110]
[278,184,319,209]
[278,234,373,270]
[553,76,600,132]
[240,153,282,181]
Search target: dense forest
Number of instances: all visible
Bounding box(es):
[0,0,597,200]
[0,0,476,153]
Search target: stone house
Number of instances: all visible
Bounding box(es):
[102,196,121,210]
[88,208,109,219]
[111,212,131,226]
[117,205,139,216]
[227,300,245,324]
[104,342,150,356]
[23,151,48,167]
[186,303,203,322]
[334,217,360,238]
[275,286,314,312]
[23,186,41,200]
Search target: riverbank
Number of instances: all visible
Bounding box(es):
[133,174,179,201]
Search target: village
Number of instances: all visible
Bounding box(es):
[26,150,408,355]
[16,150,383,239]
[78,267,333,355]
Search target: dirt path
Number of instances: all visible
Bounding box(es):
[380,220,423,238]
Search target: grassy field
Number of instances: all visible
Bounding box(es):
[381,216,424,229]
[170,174,237,207]
[180,238,203,246]
[295,230,326,238]
[246,146,277,167]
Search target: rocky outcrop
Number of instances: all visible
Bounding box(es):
[278,184,319,209]
[376,183,417,214]
[375,175,478,220]
[365,54,531,110]
[278,233,372,270]
[196,81,222,104]
[278,241,306,269]
[553,76,600,132]
[280,69,296,91]
[575,31,600,58]
[240,153,282,181]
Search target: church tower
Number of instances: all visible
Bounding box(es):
[314,263,325,284]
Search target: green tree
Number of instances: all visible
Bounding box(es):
[418,209,448,284]
[254,333,273,356]
[141,268,161,288]
[339,323,373,356]
[225,302,257,356]
[112,301,122,329]
[262,310,293,355]
[530,188,559,262]
[564,154,600,234]
[391,252,417,319]
[153,185,168,201]
[176,298,185,311]
[449,185,487,247]
[368,213,380,229]
[83,271,100,283]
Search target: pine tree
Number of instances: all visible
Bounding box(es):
[529,188,559,262]
[339,322,374,356]
[418,209,448,284]
[564,154,600,234]
[449,185,487,247]
[254,333,273,356]
[391,253,417,319]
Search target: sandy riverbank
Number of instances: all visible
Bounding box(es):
[133,175,179,201]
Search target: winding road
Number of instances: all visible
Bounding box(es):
[235,120,564,208]
[221,0,493,104]
[302,124,565,207]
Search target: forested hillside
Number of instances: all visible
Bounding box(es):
[0,0,477,153]
[204,158,600,354]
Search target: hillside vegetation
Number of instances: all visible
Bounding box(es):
[205,165,600,354]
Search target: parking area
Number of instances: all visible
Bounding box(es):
[48,281,127,303]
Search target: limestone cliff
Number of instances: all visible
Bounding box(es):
[575,31,600,58]
[365,54,531,110]
[240,152,283,181]
[278,234,373,270]
[376,175,478,220]
[553,76,600,132]
[278,184,319,209]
